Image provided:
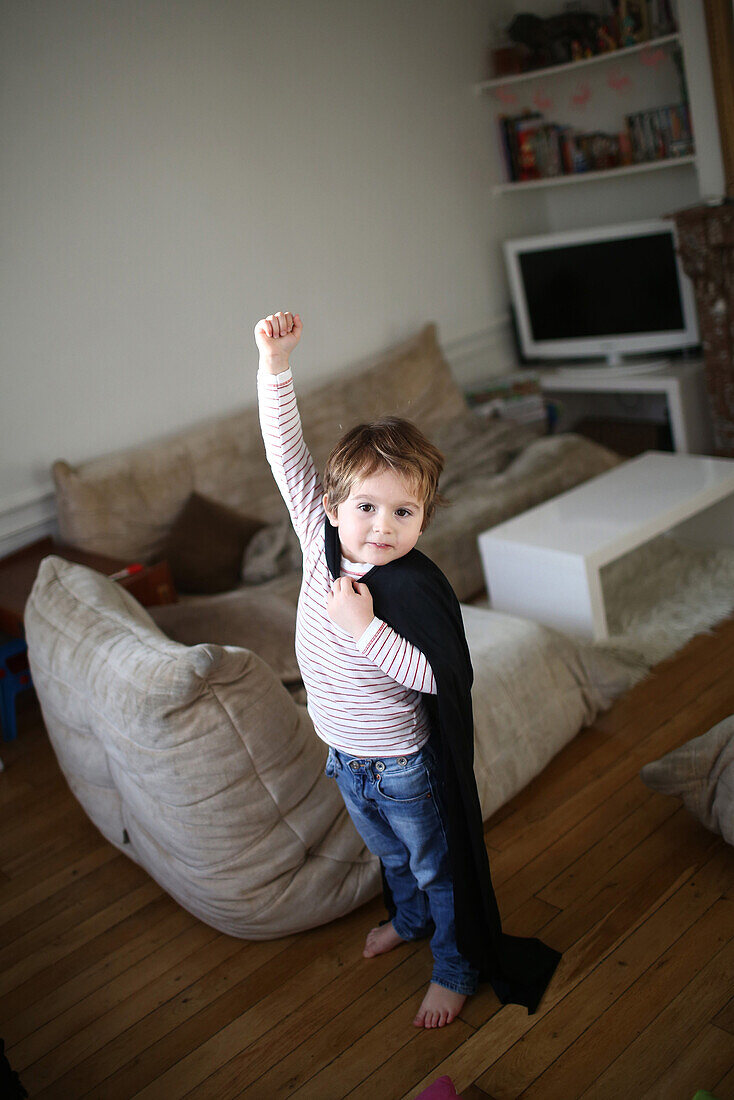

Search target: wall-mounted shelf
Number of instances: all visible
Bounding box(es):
[479,22,694,193]
[493,153,696,193]
[475,33,681,93]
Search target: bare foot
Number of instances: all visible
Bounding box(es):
[413,982,467,1028]
[363,920,407,958]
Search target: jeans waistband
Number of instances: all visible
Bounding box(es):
[328,740,436,775]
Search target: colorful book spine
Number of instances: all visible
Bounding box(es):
[625,103,694,163]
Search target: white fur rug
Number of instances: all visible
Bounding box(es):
[593,533,734,681]
[470,532,734,687]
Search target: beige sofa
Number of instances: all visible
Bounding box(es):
[51,323,622,631]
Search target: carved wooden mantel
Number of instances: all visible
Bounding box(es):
[669,204,734,456]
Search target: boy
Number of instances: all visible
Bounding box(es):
[254,310,562,1029]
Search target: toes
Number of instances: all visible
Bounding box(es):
[413,1012,425,1028]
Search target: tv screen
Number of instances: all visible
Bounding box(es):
[520,233,685,341]
[504,221,700,367]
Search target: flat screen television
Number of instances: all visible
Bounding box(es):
[503,220,700,372]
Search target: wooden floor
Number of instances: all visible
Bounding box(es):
[2,619,734,1100]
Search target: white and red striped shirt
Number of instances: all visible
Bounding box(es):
[257,365,436,758]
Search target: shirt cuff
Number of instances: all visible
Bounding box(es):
[257,365,292,384]
[354,616,383,651]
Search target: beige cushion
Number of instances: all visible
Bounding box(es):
[639,715,734,845]
[24,556,379,939]
[147,586,301,684]
[51,322,465,563]
[240,517,303,585]
[432,411,543,487]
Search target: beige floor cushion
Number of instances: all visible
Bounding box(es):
[24,556,378,939]
[640,714,734,846]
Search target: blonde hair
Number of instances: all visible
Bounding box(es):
[323,417,445,531]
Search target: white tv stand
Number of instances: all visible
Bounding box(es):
[538,358,713,454]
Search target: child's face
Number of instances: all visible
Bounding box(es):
[323,467,425,566]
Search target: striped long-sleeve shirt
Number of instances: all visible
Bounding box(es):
[257,365,436,757]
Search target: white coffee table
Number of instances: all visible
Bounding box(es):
[477,451,734,641]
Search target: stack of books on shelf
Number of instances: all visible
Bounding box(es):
[498,102,692,183]
[625,103,693,161]
[464,373,546,426]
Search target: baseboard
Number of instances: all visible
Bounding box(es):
[0,487,59,561]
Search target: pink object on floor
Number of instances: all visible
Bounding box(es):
[413,1076,461,1100]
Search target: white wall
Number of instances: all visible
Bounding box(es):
[0,0,722,556]
[1,0,534,553]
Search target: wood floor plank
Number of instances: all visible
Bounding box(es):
[0,840,117,924]
[497,780,676,920]
[715,995,734,1036]
[640,1023,734,1100]
[1,817,100,879]
[3,898,191,1041]
[288,991,473,1100]
[714,1061,734,1097]
[49,935,289,1100]
[542,807,720,953]
[106,900,385,1099]
[579,936,734,1098]
[75,937,296,1100]
[0,845,133,946]
[344,1019,483,1100]
[478,854,734,1097]
[246,948,437,1099]
[0,855,154,990]
[534,779,671,910]
[22,922,226,1095]
[138,913,427,1100]
[0,878,163,1000]
[0,791,89,865]
[0,774,34,810]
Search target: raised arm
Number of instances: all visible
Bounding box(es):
[254,312,325,551]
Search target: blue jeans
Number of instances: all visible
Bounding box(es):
[324,739,479,997]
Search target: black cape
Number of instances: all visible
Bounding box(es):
[326,518,562,1014]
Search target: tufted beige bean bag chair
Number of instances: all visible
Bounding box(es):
[24,555,379,938]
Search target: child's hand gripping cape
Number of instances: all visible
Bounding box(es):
[326,518,562,1014]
